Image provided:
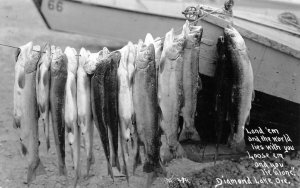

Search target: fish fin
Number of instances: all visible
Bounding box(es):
[246,114,250,126]
[20,142,28,156]
[14,48,21,62]
[144,160,167,188]
[27,158,46,185]
[13,117,21,129]
[159,58,165,74]
[18,70,25,89]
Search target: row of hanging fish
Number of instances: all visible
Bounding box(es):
[13,20,254,187]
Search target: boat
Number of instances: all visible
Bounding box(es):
[32,0,300,153]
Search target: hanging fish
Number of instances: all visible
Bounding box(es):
[158,28,186,163]
[224,26,254,152]
[64,47,80,186]
[23,45,46,184]
[91,56,114,180]
[50,46,68,176]
[105,51,121,175]
[214,36,231,161]
[117,42,136,182]
[36,43,52,151]
[83,47,110,75]
[179,21,203,142]
[77,48,93,176]
[132,38,167,187]
[13,42,32,157]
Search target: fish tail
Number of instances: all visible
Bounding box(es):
[175,144,186,159]
[144,160,167,187]
[27,157,46,185]
[107,162,114,181]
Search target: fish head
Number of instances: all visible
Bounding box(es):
[224,25,246,50]
[127,42,136,79]
[39,43,52,69]
[79,47,89,68]
[144,33,154,46]
[136,43,155,69]
[51,46,67,74]
[64,47,78,74]
[118,45,129,69]
[15,42,33,67]
[110,51,122,67]
[83,51,100,74]
[25,45,41,73]
[102,47,110,59]
[165,33,185,60]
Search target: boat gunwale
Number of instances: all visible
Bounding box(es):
[36,0,300,60]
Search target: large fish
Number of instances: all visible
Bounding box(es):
[91,56,114,180]
[13,42,33,156]
[36,43,52,151]
[105,52,121,175]
[214,36,231,161]
[117,42,136,182]
[23,45,46,184]
[224,26,254,152]
[179,22,203,142]
[133,39,167,188]
[50,46,68,175]
[83,47,110,75]
[77,48,94,176]
[64,47,80,185]
[158,28,186,163]
[77,47,110,176]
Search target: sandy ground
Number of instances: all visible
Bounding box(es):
[1,0,300,188]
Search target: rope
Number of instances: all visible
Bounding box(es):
[0,43,45,53]
[154,6,224,42]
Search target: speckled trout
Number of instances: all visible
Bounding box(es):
[133,41,167,188]
[13,42,32,156]
[158,28,186,162]
[91,56,114,180]
[36,43,51,151]
[50,46,68,175]
[23,45,46,184]
[224,26,254,152]
[64,46,80,186]
[179,21,203,142]
[118,42,136,182]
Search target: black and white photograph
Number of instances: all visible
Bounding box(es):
[0,0,299,187]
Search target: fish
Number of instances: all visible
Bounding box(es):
[83,47,110,75]
[91,56,114,180]
[133,38,167,187]
[64,47,80,186]
[77,48,93,176]
[13,42,33,157]
[224,26,254,152]
[179,22,203,142]
[22,45,46,184]
[117,42,136,182]
[50,46,68,176]
[105,52,121,175]
[36,43,52,151]
[158,28,186,163]
[214,36,231,162]
[154,37,163,68]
